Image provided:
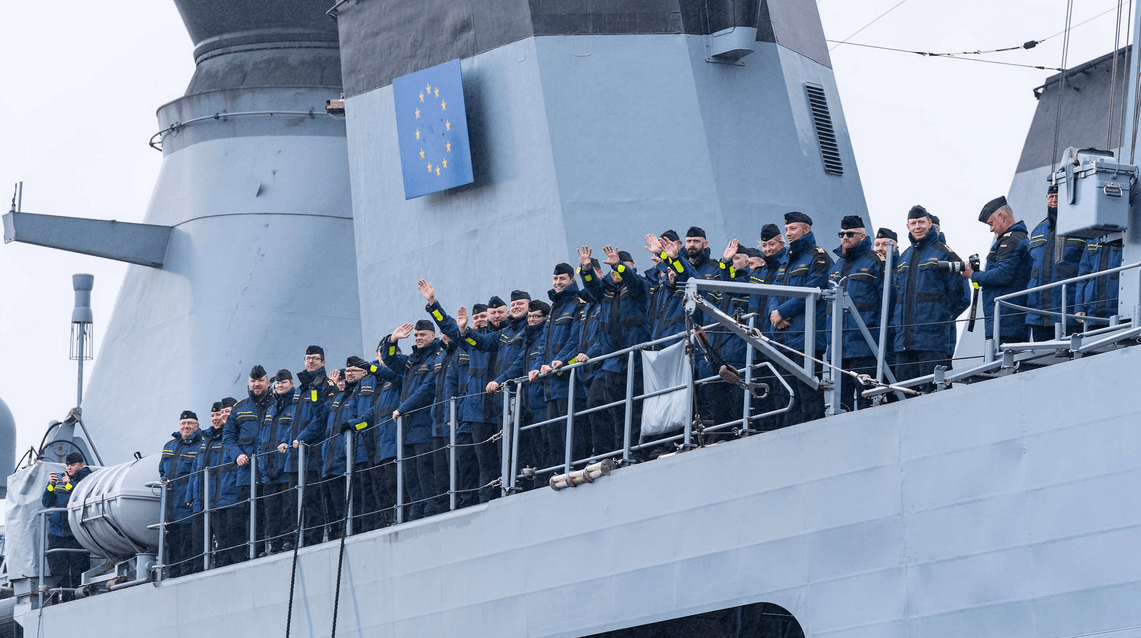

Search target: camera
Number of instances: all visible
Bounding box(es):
[935,253,981,274]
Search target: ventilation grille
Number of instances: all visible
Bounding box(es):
[805,83,844,176]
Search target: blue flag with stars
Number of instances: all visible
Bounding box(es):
[393,59,474,199]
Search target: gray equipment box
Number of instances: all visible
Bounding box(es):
[1050,147,1137,239]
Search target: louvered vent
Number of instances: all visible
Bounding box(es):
[805,83,843,176]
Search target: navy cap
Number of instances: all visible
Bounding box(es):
[528,299,551,315]
[472,303,488,314]
[510,290,531,302]
[553,262,574,277]
[784,211,812,226]
[760,224,781,242]
[180,410,198,422]
[876,228,898,241]
[978,196,1007,223]
[305,345,324,357]
[273,368,292,382]
[840,215,864,230]
[488,296,506,309]
[414,319,435,332]
[221,397,237,408]
[65,452,84,465]
[617,250,634,263]
[249,365,267,379]
[907,205,929,220]
[660,229,680,242]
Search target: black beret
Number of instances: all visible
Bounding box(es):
[249,365,267,379]
[784,211,812,226]
[661,229,680,243]
[589,258,601,270]
[840,215,865,230]
[1048,183,1058,195]
[617,250,634,263]
[907,205,929,220]
[305,345,324,357]
[743,246,763,258]
[65,452,84,465]
[528,299,551,315]
[734,243,750,255]
[978,196,1007,223]
[510,290,531,302]
[472,303,488,315]
[876,228,898,241]
[273,368,293,382]
[553,262,575,277]
[928,214,941,226]
[211,401,223,412]
[686,226,706,239]
[760,223,781,242]
[221,397,237,408]
[345,356,369,370]
[488,296,506,309]
[180,410,198,422]
[414,319,436,332]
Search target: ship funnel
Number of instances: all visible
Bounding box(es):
[0,398,15,496]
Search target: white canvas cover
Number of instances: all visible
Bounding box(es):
[640,340,692,436]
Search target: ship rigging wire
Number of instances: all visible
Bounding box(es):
[1051,0,1075,176]
[828,0,913,52]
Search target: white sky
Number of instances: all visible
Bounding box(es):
[0,0,1132,465]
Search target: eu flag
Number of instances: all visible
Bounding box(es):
[393,59,475,199]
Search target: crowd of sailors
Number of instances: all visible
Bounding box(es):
[42,183,1125,582]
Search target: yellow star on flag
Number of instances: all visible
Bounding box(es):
[441,101,446,111]
[414,108,420,119]
[415,129,420,140]
[434,87,439,98]
[426,82,431,93]
[435,166,440,176]
[446,120,451,131]
[419,92,424,102]
[446,141,452,152]
[427,162,433,172]
[419,149,425,159]
[442,159,448,168]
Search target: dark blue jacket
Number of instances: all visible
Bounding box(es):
[891,231,971,354]
[749,247,788,340]
[370,362,404,461]
[1076,238,1123,318]
[160,429,206,525]
[383,336,445,446]
[530,284,585,401]
[767,232,833,354]
[580,263,651,374]
[289,368,335,473]
[41,466,93,538]
[222,389,273,487]
[258,387,298,485]
[1026,214,1085,329]
[574,286,604,385]
[521,319,548,417]
[970,220,1031,341]
[319,376,375,477]
[427,302,510,424]
[647,261,687,341]
[827,236,886,359]
[443,349,471,434]
[192,426,239,512]
[431,341,461,437]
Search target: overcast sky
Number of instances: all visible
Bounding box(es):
[0,0,1132,465]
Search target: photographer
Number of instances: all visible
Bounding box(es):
[41,453,92,600]
[963,196,1031,343]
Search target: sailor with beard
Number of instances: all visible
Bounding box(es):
[1025,183,1086,341]
[222,365,273,563]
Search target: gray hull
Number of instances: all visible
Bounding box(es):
[25,344,1141,637]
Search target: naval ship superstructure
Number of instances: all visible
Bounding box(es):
[4,1,1141,636]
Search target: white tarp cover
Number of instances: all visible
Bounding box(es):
[5,463,61,578]
[640,340,692,436]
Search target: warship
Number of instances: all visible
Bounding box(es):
[3,0,1141,636]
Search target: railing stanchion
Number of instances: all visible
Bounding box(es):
[828,290,844,415]
[622,351,635,461]
[38,511,46,608]
[203,466,211,571]
[565,369,577,474]
[500,388,511,493]
[742,316,755,430]
[511,385,522,490]
[684,334,696,449]
[396,417,405,524]
[876,244,895,382]
[297,444,307,548]
[344,433,354,537]
[248,454,257,560]
[449,397,457,511]
[156,481,168,583]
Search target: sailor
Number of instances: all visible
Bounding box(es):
[530,263,586,473]
[645,230,687,341]
[281,346,334,546]
[767,211,833,426]
[689,238,752,427]
[514,299,550,477]
[1026,183,1086,341]
[439,334,478,508]
[317,356,375,537]
[825,216,886,411]
[890,205,971,393]
[576,245,651,459]
[219,396,237,424]
[873,228,899,262]
[221,365,273,563]
[429,335,461,511]
[160,410,206,577]
[749,223,789,429]
[1075,235,1124,322]
[258,369,297,554]
[382,319,445,520]
[192,401,239,567]
[744,246,765,271]
[367,346,405,523]
[962,196,1031,343]
[41,452,92,598]
[573,260,609,455]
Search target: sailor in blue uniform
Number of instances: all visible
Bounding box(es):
[1075,236,1123,322]
[42,452,92,597]
[750,224,789,429]
[767,211,833,426]
[160,410,206,577]
[258,369,297,553]
[221,365,273,563]
[890,206,971,393]
[963,196,1031,343]
[281,345,335,546]
[873,227,900,263]
[530,264,587,472]
[1026,184,1086,341]
[194,401,240,565]
[827,215,886,412]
